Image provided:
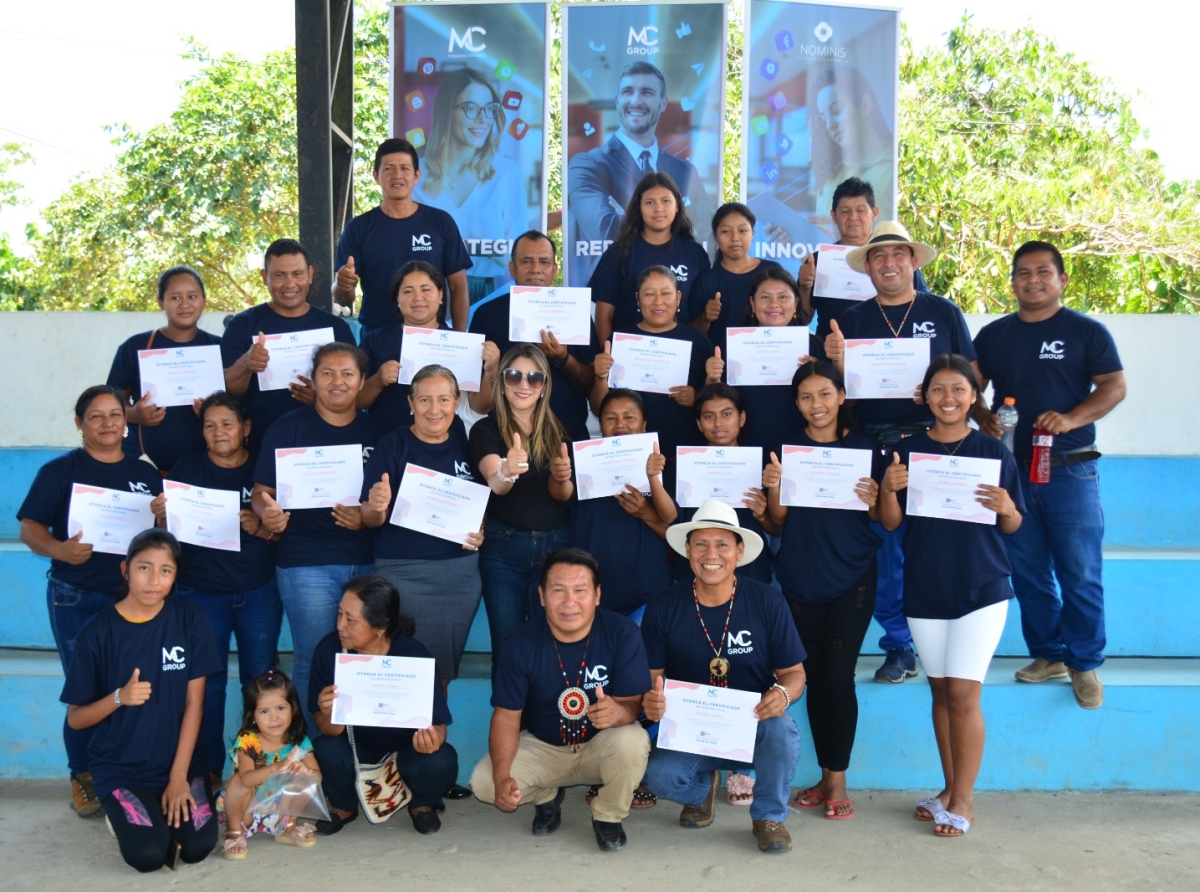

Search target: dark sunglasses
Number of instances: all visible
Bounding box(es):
[502,368,547,389]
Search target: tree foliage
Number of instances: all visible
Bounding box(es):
[0,142,32,310]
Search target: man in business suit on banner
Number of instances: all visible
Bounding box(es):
[568,61,712,283]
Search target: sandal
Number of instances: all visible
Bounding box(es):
[915,796,943,822]
[222,831,247,861]
[274,821,317,848]
[825,798,854,821]
[584,784,658,808]
[933,810,971,837]
[789,787,826,809]
[726,771,754,806]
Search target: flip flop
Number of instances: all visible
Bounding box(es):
[585,784,657,808]
[825,798,854,821]
[933,810,971,837]
[915,797,943,821]
[789,787,826,809]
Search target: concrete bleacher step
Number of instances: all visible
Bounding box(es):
[4,648,1196,791]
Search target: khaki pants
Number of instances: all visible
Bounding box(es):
[471,725,650,823]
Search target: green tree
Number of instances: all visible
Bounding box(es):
[900,18,1199,313]
[0,142,32,310]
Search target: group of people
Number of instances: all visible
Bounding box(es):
[16,135,1125,870]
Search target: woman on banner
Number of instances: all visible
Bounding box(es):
[414,67,528,303]
[589,172,711,347]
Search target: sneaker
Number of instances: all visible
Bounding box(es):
[70,772,102,818]
[679,771,719,828]
[752,819,793,853]
[1069,669,1104,709]
[1015,658,1069,683]
[874,647,918,683]
[592,819,627,852]
[532,787,565,836]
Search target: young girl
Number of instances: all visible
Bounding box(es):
[60,529,221,873]
[219,669,322,859]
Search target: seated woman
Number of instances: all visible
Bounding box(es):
[878,355,1024,837]
[60,529,221,873]
[19,385,166,816]
[357,260,499,432]
[106,266,222,473]
[310,576,458,835]
[169,392,280,786]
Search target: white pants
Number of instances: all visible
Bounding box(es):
[908,600,1009,683]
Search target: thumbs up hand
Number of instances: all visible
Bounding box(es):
[706,345,725,384]
[132,390,166,427]
[594,340,614,379]
[704,290,723,323]
[120,668,152,706]
[587,684,621,729]
[247,332,270,373]
[647,440,666,478]
[824,319,845,363]
[261,491,291,533]
[763,450,783,490]
[60,529,93,565]
[798,252,817,291]
[503,432,529,478]
[336,256,359,294]
[550,441,572,484]
[882,451,908,494]
[368,472,392,513]
[643,674,667,722]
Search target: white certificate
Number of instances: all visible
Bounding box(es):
[163,481,242,551]
[657,679,760,761]
[812,243,877,301]
[780,444,873,511]
[725,327,810,387]
[907,452,1002,525]
[137,345,225,407]
[399,327,485,393]
[391,463,490,544]
[844,338,930,400]
[675,446,763,508]
[275,444,363,509]
[509,286,592,346]
[256,327,334,392]
[572,433,658,500]
[66,484,156,557]
[332,653,436,729]
[608,332,692,394]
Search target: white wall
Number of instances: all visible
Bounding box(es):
[0,311,1191,455]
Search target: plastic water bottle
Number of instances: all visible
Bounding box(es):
[1031,427,1054,484]
[997,397,1018,453]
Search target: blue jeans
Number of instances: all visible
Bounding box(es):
[644,712,801,823]
[1005,460,1106,671]
[175,580,283,774]
[871,519,914,651]
[276,563,371,728]
[47,577,114,776]
[478,520,570,680]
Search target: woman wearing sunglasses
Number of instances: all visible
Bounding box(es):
[468,345,574,681]
[414,67,527,303]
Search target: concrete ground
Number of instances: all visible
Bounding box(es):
[2,781,1198,891]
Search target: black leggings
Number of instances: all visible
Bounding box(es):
[100,778,218,873]
[790,561,877,773]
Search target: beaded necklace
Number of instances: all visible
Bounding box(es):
[693,578,737,687]
[551,631,593,748]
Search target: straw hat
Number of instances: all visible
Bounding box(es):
[846,221,937,273]
[665,498,764,567]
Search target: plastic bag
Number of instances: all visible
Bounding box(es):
[250,768,332,831]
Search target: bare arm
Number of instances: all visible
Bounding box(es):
[1036,370,1127,434]
[488,707,525,812]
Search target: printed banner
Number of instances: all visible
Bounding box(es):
[743,1,899,274]
[391,2,550,300]
[563,1,727,285]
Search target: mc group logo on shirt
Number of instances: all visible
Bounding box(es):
[726,630,754,655]
[1040,340,1066,360]
[670,264,689,282]
[362,446,374,464]
[162,646,187,671]
[412,234,433,252]
[454,460,473,480]
[582,664,609,689]
[911,321,937,339]
[129,481,153,496]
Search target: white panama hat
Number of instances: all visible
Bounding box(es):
[665,498,764,568]
[845,220,938,273]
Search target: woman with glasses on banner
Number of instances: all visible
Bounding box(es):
[414,67,528,303]
[468,345,575,680]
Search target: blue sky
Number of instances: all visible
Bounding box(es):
[1,0,1195,250]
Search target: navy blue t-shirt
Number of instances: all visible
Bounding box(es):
[360,321,450,434]
[492,608,651,747]
[168,450,276,594]
[360,424,480,561]
[335,205,472,330]
[734,352,816,457]
[973,307,1123,463]
[590,237,711,336]
[253,406,383,568]
[469,293,600,440]
[811,259,929,342]
[774,431,883,605]
[107,328,223,472]
[60,598,222,800]
[310,630,452,759]
[614,324,712,459]
[686,260,784,353]
[571,497,673,616]
[18,449,164,595]
[220,303,356,451]
[642,577,806,693]
[836,291,976,427]
[893,431,1026,619]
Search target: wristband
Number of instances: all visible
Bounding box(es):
[770,682,791,708]
[113,688,122,708]
[495,465,520,484]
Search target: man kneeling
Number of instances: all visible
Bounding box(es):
[642,500,807,853]
[471,548,651,852]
